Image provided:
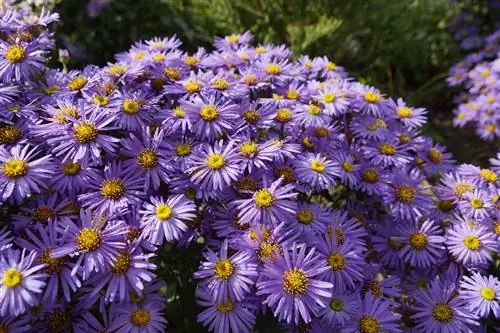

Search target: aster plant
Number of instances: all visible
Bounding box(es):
[0,4,499,333]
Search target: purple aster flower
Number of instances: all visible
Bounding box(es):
[294,102,330,127]
[49,158,95,196]
[290,202,329,240]
[78,162,144,216]
[343,293,401,333]
[459,189,493,220]
[319,291,359,327]
[352,84,390,117]
[390,98,427,129]
[86,241,156,303]
[0,249,47,316]
[256,243,333,325]
[317,235,364,292]
[412,280,479,333]
[235,139,279,173]
[394,219,445,268]
[140,195,196,244]
[108,89,158,131]
[293,152,340,191]
[121,128,172,191]
[362,137,411,168]
[187,141,242,192]
[459,272,500,318]
[194,240,258,302]
[236,177,297,227]
[383,171,432,220]
[108,300,167,332]
[52,209,127,280]
[182,93,239,141]
[446,222,497,266]
[47,102,120,164]
[16,221,81,302]
[196,289,257,333]
[0,41,46,82]
[0,144,53,203]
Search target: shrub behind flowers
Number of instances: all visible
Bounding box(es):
[0,6,499,333]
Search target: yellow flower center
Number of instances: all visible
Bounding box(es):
[176,144,192,157]
[480,169,497,183]
[256,46,266,54]
[152,53,165,62]
[495,221,500,236]
[330,298,344,311]
[389,237,404,250]
[437,199,455,212]
[362,169,379,183]
[364,91,381,103]
[93,95,109,107]
[0,125,22,144]
[239,142,258,157]
[243,109,260,124]
[44,85,60,95]
[326,61,337,70]
[122,99,140,115]
[255,189,275,208]
[487,124,496,133]
[67,76,87,91]
[207,153,225,170]
[200,105,218,122]
[130,309,151,327]
[327,252,345,271]
[358,315,380,333]
[378,143,395,156]
[453,183,474,198]
[184,56,199,66]
[257,241,280,261]
[73,122,98,143]
[63,162,81,176]
[212,79,229,90]
[297,209,314,225]
[463,235,481,250]
[481,70,490,78]
[432,303,453,323]
[480,287,496,300]
[310,159,325,173]
[2,268,22,288]
[156,204,173,221]
[470,197,484,209]
[2,159,27,178]
[76,228,103,251]
[323,92,336,103]
[307,105,321,116]
[214,258,234,280]
[111,252,131,275]
[164,67,181,80]
[138,149,158,169]
[4,45,25,63]
[100,178,126,199]
[428,148,442,164]
[276,167,294,184]
[276,108,292,123]
[287,90,299,99]
[396,106,412,118]
[172,106,185,118]
[108,64,127,76]
[266,63,281,75]
[243,74,258,85]
[395,185,416,203]
[54,105,80,124]
[216,299,234,313]
[342,161,353,172]
[184,80,201,93]
[409,232,428,250]
[283,268,308,296]
[40,249,66,274]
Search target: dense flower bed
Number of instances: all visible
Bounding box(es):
[447,7,500,141]
[0,6,499,333]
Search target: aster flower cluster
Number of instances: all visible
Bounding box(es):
[447,13,500,140]
[0,6,499,333]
